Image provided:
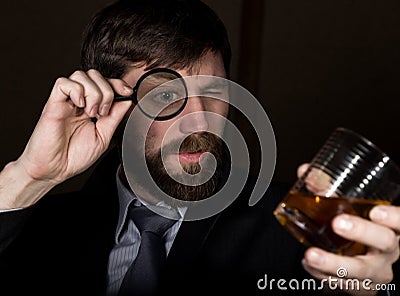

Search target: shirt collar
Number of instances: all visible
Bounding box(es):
[114,166,186,243]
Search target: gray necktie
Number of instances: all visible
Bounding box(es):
[118,205,177,296]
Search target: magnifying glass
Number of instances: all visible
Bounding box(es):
[114,68,188,121]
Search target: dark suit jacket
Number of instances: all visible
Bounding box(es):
[0,149,396,295]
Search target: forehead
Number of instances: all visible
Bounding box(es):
[123,51,226,86]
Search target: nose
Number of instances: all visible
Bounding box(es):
[179,96,209,134]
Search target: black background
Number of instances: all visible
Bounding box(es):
[1,0,399,192]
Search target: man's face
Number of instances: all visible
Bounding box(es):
[122,51,229,202]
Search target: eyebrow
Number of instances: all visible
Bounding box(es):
[198,80,229,90]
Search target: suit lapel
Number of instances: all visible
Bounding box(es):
[165,161,231,272]
[166,211,221,270]
[78,148,121,291]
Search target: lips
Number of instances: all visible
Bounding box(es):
[178,151,206,163]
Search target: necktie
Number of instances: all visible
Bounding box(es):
[118,205,177,296]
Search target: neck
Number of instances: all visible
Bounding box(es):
[118,165,162,206]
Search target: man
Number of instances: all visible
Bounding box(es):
[0,0,399,295]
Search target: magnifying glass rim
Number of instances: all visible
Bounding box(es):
[134,67,188,121]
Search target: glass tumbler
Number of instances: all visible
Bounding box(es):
[274,127,400,255]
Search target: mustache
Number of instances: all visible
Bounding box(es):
[156,132,222,156]
[145,132,226,202]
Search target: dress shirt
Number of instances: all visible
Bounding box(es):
[106,169,184,295]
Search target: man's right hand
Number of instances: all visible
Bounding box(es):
[0,69,132,209]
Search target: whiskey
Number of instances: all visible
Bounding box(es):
[274,192,390,255]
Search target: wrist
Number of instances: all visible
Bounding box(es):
[0,161,56,210]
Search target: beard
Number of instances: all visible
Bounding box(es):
[145,132,227,203]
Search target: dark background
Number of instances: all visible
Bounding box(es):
[1,0,400,193]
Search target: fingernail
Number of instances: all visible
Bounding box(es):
[90,104,99,117]
[335,215,353,232]
[307,250,324,265]
[370,206,388,221]
[100,104,110,116]
[124,86,133,94]
[79,96,85,108]
[301,258,307,266]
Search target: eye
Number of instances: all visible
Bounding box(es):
[152,91,179,104]
[161,92,176,101]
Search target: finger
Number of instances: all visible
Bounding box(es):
[332,214,399,254]
[302,260,379,296]
[95,100,132,146]
[302,254,387,296]
[108,78,133,107]
[303,248,368,279]
[45,77,85,118]
[302,258,329,279]
[69,70,103,118]
[303,168,335,196]
[297,163,309,178]
[107,78,133,97]
[303,247,394,283]
[370,205,400,233]
[86,69,115,117]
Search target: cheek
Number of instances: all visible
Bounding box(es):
[144,127,158,155]
[208,101,229,128]
[220,102,229,117]
[146,122,171,152]
[206,100,229,117]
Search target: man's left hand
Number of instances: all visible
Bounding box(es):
[302,205,400,295]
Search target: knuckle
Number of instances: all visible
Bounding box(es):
[70,70,85,79]
[54,77,83,94]
[362,261,392,283]
[90,91,102,102]
[103,89,114,101]
[54,76,67,86]
[390,240,400,262]
[380,231,397,252]
[382,269,393,284]
[71,81,84,94]
[87,68,101,76]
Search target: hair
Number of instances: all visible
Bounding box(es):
[80,0,231,78]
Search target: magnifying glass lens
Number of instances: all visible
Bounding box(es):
[137,71,187,120]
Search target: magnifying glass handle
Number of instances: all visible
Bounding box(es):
[114,94,134,102]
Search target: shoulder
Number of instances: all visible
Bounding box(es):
[212,172,292,233]
[227,172,291,214]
